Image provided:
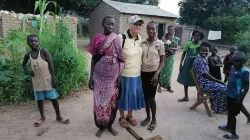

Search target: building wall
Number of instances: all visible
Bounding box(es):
[89,2,121,39]
[0,11,77,43]
[119,14,176,39]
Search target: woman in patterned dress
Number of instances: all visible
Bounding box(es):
[158,25,180,93]
[88,16,124,138]
[193,42,227,114]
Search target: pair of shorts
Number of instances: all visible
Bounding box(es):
[227,97,241,116]
[34,90,59,101]
[141,71,157,99]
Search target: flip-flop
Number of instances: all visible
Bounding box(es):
[34,120,45,127]
[126,116,137,126]
[148,122,157,130]
[57,118,70,124]
[119,117,128,128]
[178,98,189,102]
[223,133,239,139]
[218,125,229,132]
[140,119,150,126]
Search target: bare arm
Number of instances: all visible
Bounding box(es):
[22,52,33,76]
[203,73,225,85]
[42,49,56,88]
[179,52,187,71]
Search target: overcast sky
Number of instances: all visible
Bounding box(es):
[159,0,180,15]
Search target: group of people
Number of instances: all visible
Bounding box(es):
[21,14,250,139]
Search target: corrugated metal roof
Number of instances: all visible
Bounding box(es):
[103,0,179,18]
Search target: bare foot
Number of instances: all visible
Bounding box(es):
[157,86,162,93]
[247,119,250,125]
[96,129,104,138]
[108,127,118,136]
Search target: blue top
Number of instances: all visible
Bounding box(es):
[226,67,249,99]
[193,56,211,91]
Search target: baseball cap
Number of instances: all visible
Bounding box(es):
[128,15,144,24]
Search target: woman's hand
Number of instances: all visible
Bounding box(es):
[151,73,159,86]
[88,77,94,90]
[179,65,183,72]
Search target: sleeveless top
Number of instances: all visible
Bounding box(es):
[30,49,53,91]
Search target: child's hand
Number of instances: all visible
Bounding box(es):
[52,80,57,89]
[151,73,159,87]
[88,77,94,90]
[25,71,35,77]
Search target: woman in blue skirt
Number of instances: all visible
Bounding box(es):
[117,15,145,128]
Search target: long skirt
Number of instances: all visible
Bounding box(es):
[202,82,227,114]
[159,55,174,87]
[117,76,145,111]
[94,89,118,129]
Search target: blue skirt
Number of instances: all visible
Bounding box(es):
[117,76,145,111]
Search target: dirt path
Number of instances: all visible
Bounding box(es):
[0,41,250,140]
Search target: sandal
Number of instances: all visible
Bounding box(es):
[34,120,45,127]
[218,125,229,132]
[126,116,137,126]
[119,117,128,128]
[148,122,157,130]
[223,133,239,139]
[57,117,70,124]
[140,118,150,126]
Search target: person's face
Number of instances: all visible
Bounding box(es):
[168,27,175,36]
[130,21,143,34]
[103,18,115,34]
[233,59,245,69]
[230,47,237,55]
[193,32,201,42]
[199,46,209,58]
[211,48,218,55]
[28,37,39,50]
[147,23,157,38]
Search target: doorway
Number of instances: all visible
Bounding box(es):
[158,23,165,39]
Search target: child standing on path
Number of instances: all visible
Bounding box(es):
[218,52,249,139]
[208,47,223,80]
[223,46,237,83]
[22,35,69,127]
[177,30,205,102]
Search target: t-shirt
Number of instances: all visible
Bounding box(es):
[226,67,249,99]
[141,39,165,72]
[119,30,142,77]
[183,41,200,54]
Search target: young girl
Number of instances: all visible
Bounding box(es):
[177,30,204,102]
[22,35,69,127]
[140,21,165,130]
[208,47,223,80]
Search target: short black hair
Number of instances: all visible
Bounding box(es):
[200,41,212,51]
[102,15,114,26]
[233,51,246,61]
[27,34,39,41]
[211,46,218,51]
[167,25,174,30]
[192,30,205,40]
[147,21,158,28]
